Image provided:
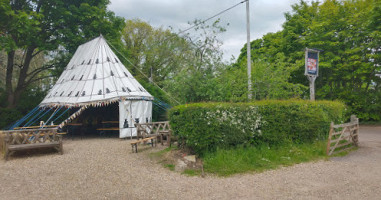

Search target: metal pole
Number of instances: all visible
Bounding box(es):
[246,0,252,100]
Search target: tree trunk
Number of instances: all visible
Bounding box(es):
[6,50,15,108]
[6,47,35,108]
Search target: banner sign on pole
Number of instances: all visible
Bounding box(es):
[305,48,319,76]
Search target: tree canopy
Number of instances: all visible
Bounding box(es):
[237,0,381,120]
[0,0,124,108]
[1,0,380,128]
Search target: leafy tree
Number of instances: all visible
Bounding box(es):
[0,0,124,108]
[121,19,192,86]
[121,19,229,104]
[237,0,381,121]
[220,53,307,102]
[162,19,229,103]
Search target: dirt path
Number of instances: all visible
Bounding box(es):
[1,126,380,200]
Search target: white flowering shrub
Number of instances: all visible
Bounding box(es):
[169,100,346,154]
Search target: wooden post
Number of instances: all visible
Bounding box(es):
[326,122,334,155]
[4,134,10,161]
[351,115,359,146]
[308,75,316,101]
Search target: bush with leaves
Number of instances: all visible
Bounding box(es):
[169,100,346,155]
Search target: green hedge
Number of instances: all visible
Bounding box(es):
[0,108,22,129]
[168,100,346,154]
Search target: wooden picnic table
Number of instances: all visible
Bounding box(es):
[101,121,119,124]
[96,127,119,131]
[13,125,59,130]
[67,123,83,126]
[97,121,119,136]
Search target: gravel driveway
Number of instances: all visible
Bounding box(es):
[1,125,380,200]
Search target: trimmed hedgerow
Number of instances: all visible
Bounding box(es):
[168,100,346,155]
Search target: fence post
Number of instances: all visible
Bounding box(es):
[326,122,334,155]
[351,115,359,146]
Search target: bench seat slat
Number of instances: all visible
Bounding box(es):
[9,142,60,151]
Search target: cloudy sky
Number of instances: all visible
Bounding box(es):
[109,0,301,61]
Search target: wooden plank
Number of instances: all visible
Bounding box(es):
[2,128,58,133]
[329,126,346,155]
[14,125,58,130]
[67,123,82,126]
[96,127,119,131]
[130,141,141,145]
[101,121,118,123]
[332,131,344,136]
[330,141,353,150]
[330,135,351,144]
[8,142,60,150]
[333,122,357,128]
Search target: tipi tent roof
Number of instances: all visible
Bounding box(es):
[40,36,153,107]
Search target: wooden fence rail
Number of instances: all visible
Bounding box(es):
[131,121,172,153]
[135,121,172,145]
[327,115,359,156]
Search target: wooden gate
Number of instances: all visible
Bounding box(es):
[327,115,359,156]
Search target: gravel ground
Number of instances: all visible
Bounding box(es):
[1,125,381,200]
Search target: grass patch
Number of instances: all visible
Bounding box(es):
[182,169,202,176]
[149,146,178,171]
[203,141,327,176]
[164,164,175,171]
[331,146,358,157]
[149,146,176,158]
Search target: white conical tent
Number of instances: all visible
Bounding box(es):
[41,36,153,105]
[41,36,153,138]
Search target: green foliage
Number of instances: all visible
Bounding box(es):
[0,87,47,129]
[121,19,191,86]
[237,0,381,121]
[121,19,229,104]
[164,164,175,171]
[0,107,22,129]
[1,0,124,108]
[203,141,327,176]
[169,100,346,154]
[182,169,202,176]
[218,53,307,102]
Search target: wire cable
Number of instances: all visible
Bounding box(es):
[177,0,248,36]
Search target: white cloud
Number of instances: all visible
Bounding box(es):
[109,0,300,61]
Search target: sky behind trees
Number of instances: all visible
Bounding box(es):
[109,0,302,60]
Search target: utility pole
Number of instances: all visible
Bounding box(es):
[246,0,252,100]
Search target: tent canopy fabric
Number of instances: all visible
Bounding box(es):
[40,35,153,107]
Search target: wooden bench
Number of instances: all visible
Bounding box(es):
[2,128,63,160]
[135,121,172,146]
[130,136,157,153]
